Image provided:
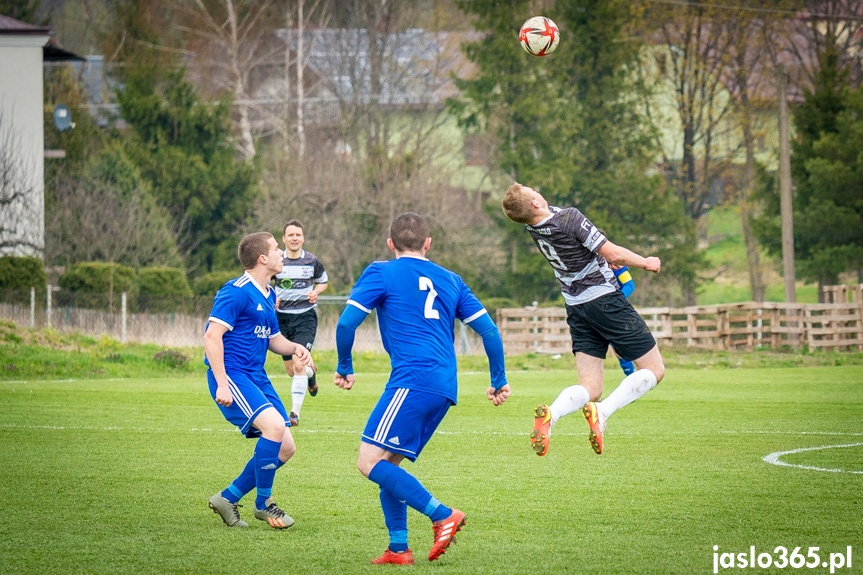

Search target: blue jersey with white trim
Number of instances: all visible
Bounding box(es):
[205,272,280,378]
[346,256,487,403]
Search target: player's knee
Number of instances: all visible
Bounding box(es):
[280,440,296,461]
[257,417,287,440]
[653,362,665,383]
[356,457,374,478]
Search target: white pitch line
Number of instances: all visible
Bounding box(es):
[762,442,863,475]
[0,422,861,439]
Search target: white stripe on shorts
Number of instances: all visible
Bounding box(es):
[227,375,252,418]
[374,388,408,444]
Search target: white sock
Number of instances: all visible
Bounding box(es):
[549,385,591,426]
[291,375,308,415]
[598,369,657,419]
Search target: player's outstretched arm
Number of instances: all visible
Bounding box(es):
[599,240,661,274]
[465,311,510,406]
[334,304,367,391]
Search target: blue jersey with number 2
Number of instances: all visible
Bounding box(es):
[345,256,487,403]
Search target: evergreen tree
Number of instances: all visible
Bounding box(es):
[754,46,863,291]
[116,63,260,274]
[450,0,702,304]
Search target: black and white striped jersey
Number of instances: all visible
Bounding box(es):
[273,250,328,314]
[525,206,617,306]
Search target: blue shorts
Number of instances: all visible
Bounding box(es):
[207,369,290,438]
[362,387,452,462]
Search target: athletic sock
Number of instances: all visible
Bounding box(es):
[549,384,591,426]
[598,369,658,419]
[379,488,409,552]
[253,436,282,510]
[618,358,635,376]
[222,456,256,503]
[368,460,438,518]
[291,374,308,416]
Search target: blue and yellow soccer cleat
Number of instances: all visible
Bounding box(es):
[581,401,606,455]
[530,404,552,456]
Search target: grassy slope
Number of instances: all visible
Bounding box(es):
[1,367,861,574]
[698,206,821,305]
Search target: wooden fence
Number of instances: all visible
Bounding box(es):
[498,298,863,354]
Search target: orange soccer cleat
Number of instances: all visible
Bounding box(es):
[582,401,606,455]
[530,404,552,456]
[371,549,415,565]
[428,508,466,562]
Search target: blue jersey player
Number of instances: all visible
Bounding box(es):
[204,232,312,530]
[611,264,636,376]
[334,213,511,565]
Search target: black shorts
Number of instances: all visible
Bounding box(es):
[565,291,656,361]
[276,309,318,361]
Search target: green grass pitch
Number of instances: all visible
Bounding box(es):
[1,365,861,574]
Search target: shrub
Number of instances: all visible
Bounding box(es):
[137,267,193,313]
[0,256,46,304]
[191,270,240,297]
[153,349,190,369]
[58,262,137,310]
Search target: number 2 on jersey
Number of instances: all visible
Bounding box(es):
[419,277,440,319]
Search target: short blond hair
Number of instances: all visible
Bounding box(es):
[502,182,534,224]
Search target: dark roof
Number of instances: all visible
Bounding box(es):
[0,13,50,34]
[44,37,84,61]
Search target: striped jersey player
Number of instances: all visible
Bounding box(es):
[502,182,666,457]
[273,219,328,426]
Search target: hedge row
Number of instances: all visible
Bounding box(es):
[0,257,242,313]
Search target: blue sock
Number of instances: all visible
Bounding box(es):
[253,437,282,510]
[222,457,256,503]
[379,488,409,552]
[424,496,451,522]
[619,358,635,376]
[368,460,436,518]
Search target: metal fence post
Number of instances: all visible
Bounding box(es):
[30,286,35,328]
[121,291,127,343]
[459,320,471,356]
[46,284,52,329]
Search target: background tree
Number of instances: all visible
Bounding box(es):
[116,63,260,274]
[720,3,793,301]
[755,47,863,294]
[47,144,181,270]
[253,0,500,291]
[0,112,42,256]
[173,0,278,160]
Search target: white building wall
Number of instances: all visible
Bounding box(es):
[0,33,49,258]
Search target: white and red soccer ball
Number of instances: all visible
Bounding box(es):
[519,16,560,57]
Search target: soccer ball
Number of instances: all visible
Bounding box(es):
[519,16,560,57]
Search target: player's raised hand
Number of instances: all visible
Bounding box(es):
[486,384,511,406]
[334,372,355,390]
